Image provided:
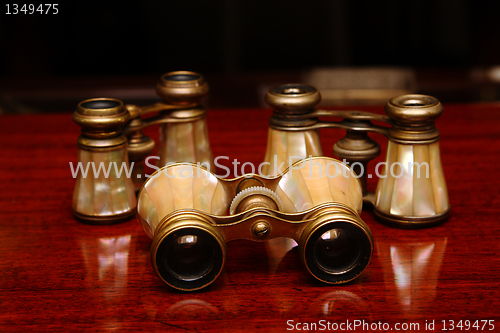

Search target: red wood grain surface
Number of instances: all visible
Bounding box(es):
[0,103,499,332]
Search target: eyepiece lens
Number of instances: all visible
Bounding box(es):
[164,74,200,82]
[282,87,305,95]
[313,228,361,274]
[272,84,314,96]
[80,100,121,109]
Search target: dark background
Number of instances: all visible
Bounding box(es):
[1,0,500,111]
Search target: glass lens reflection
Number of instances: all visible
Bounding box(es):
[165,234,214,281]
[313,228,361,274]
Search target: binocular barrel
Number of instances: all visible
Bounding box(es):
[151,213,227,291]
[72,98,136,223]
[299,208,373,285]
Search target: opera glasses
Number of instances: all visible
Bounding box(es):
[72,71,214,224]
[137,157,373,291]
[263,85,450,228]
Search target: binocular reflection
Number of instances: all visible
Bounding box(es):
[377,236,448,317]
[149,241,373,327]
[140,235,447,325]
[73,222,446,326]
[79,234,132,295]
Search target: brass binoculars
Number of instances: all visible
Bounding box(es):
[71,70,450,290]
[72,71,213,223]
[262,84,450,228]
[138,157,373,291]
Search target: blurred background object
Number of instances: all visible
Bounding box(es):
[302,67,416,105]
[1,0,500,113]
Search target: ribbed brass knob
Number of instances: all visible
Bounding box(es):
[156,71,209,105]
[265,84,321,113]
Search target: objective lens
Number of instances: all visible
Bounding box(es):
[313,229,361,274]
[156,227,224,291]
[303,221,372,284]
[166,234,213,281]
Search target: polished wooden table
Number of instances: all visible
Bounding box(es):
[1,103,499,332]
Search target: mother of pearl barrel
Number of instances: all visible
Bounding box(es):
[374,141,449,225]
[374,94,450,227]
[73,146,137,223]
[262,128,323,177]
[276,157,363,214]
[156,117,214,171]
[137,165,229,239]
